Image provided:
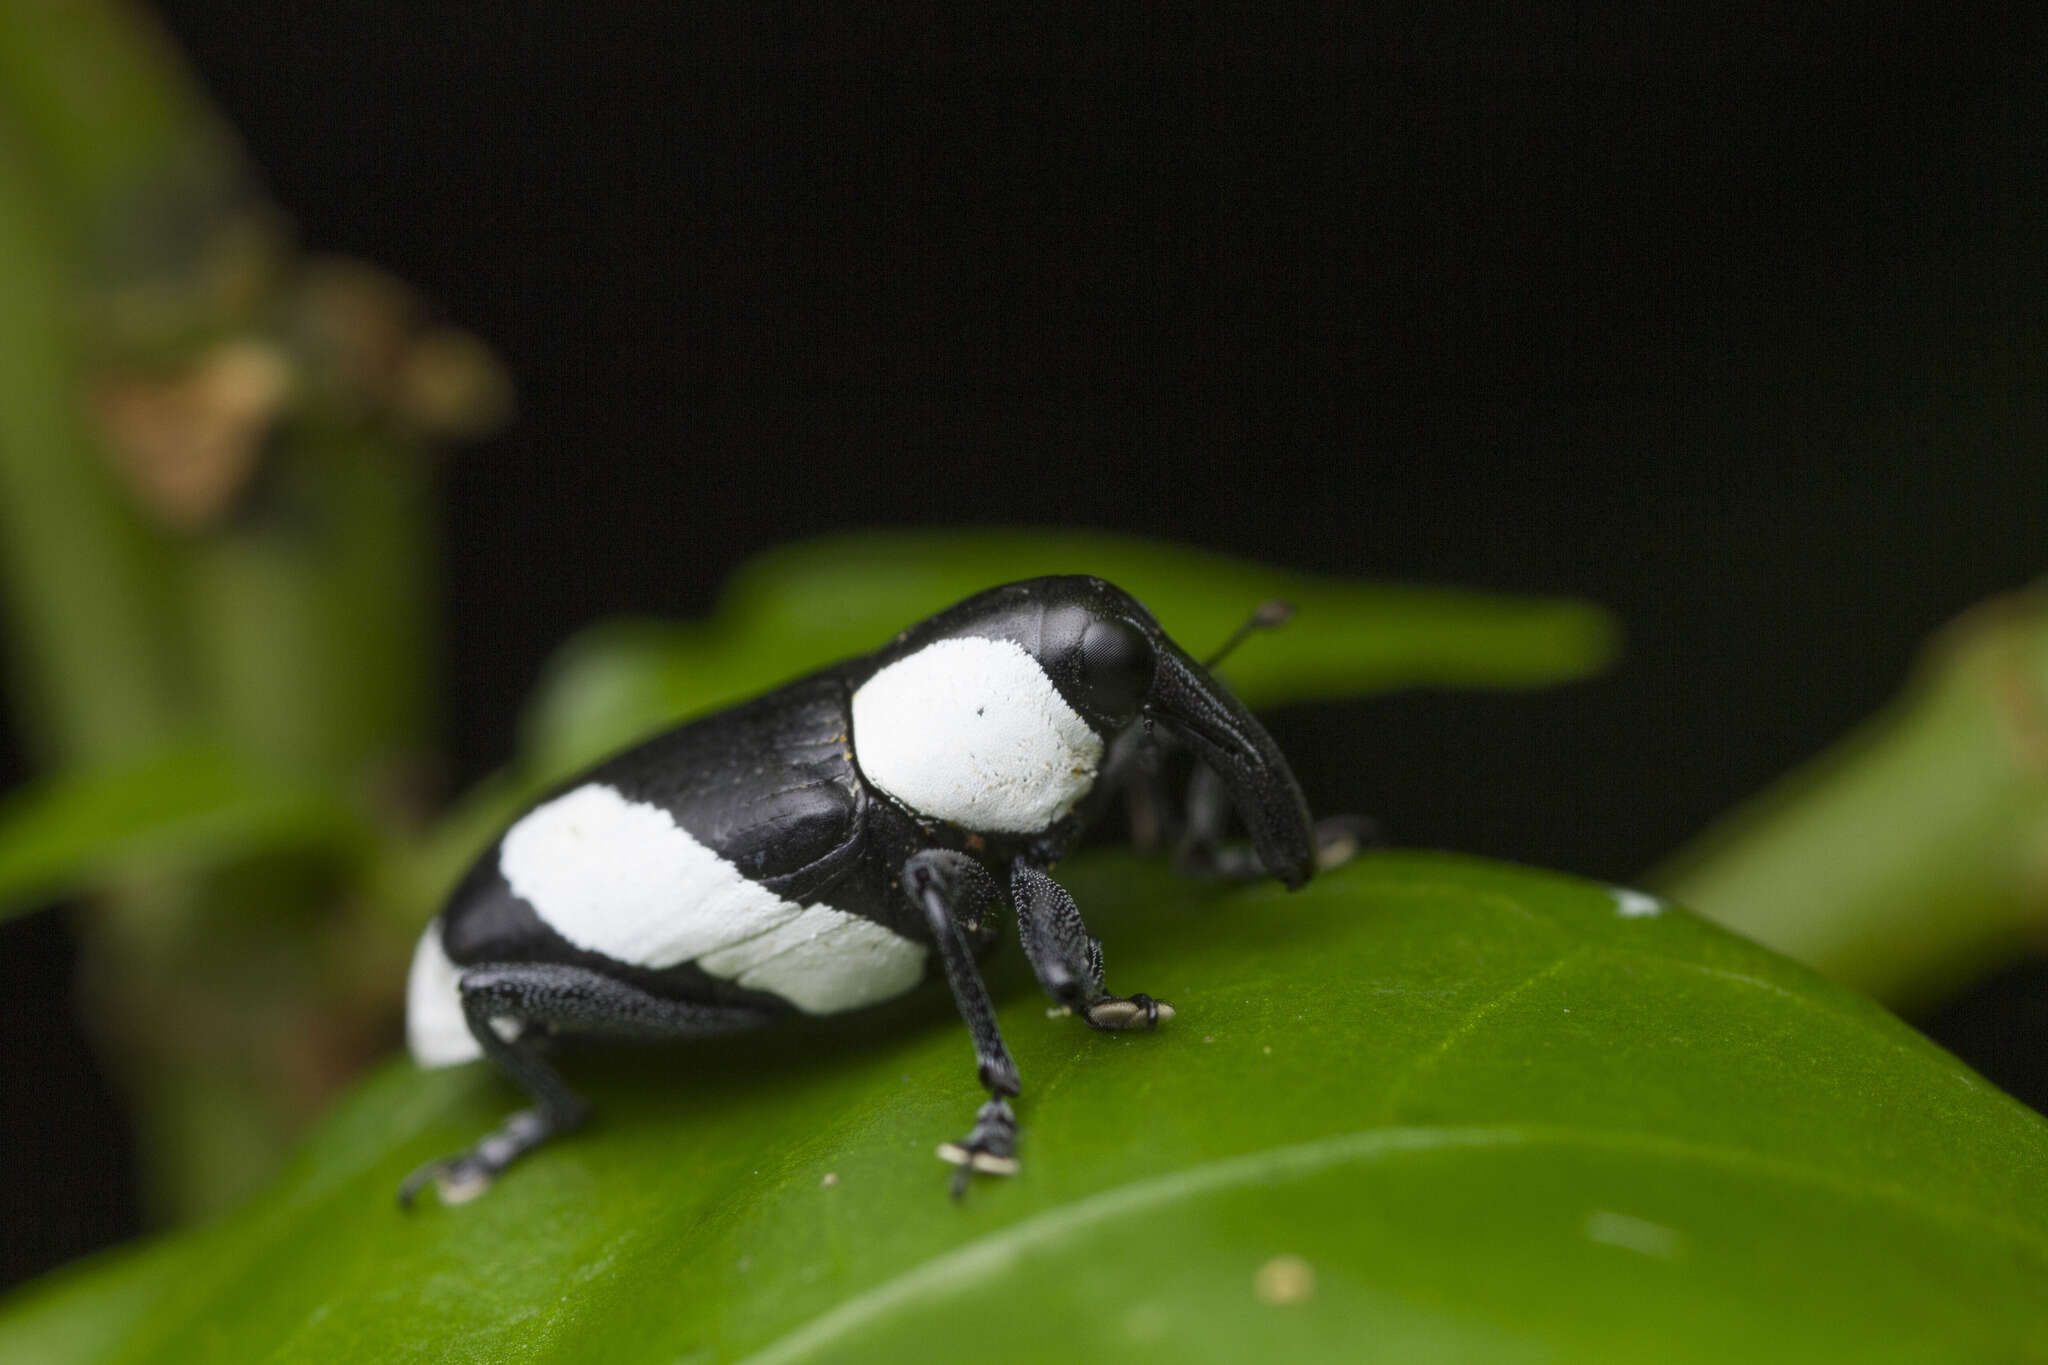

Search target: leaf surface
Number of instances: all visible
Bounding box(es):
[4,853,2044,1363]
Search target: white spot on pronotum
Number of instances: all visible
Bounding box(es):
[851,636,1104,833]
[499,783,926,1012]
[1612,887,1665,918]
[1253,1255,1316,1306]
[1584,1210,1684,1260]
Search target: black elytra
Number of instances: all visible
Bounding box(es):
[398,576,1320,1206]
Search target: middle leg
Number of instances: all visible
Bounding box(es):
[1011,861,1173,1031]
[904,848,1025,1196]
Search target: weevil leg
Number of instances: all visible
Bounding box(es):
[1174,764,1379,879]
[1011,861,1173,1032]
[398,963,773,1208]
[904,849,1024,1196]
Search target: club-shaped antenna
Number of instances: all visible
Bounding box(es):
[1203,598,1295,669]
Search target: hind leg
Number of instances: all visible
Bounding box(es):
[399,963,774,1207]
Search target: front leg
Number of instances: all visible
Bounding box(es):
[1173,763,1379,880]
[903,849,1022,1196]
[1011,861,1174,1032]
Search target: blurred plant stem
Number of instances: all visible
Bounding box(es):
[1655,586,2048,1012]
[0,1,502,1221]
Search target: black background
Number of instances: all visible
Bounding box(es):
[4,3,2043,1289]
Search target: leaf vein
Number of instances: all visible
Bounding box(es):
[1372,943,1595,1122]
[733,1122,2048,1365]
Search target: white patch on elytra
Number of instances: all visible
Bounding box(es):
[1611,887,1664,918]
[697,903,927,1013]
[404,919,523,1067]
[406,918,483,1067]
[499,783,925,1013]
[850,636,1103,833]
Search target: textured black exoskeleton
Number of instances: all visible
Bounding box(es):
[400,576,1327,1204]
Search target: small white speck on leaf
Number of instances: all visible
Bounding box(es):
[1254,1255,1316,1305]
[1046,1004,1073,1019]
[1202,1035,1216,1043]
[1123,1302,1172,1343]
[1611,888,1664,918]
[820,1172,839,1188]
[1262,1045,1272,1055]
[1584,1210,1683,1259]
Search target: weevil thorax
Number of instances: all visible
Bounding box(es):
[849,577,1159,836]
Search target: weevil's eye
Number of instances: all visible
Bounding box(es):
[1074,617,1154,723]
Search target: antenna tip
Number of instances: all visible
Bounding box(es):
[1253,598,1296,628]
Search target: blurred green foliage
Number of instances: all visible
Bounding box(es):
[4,1,2047,1357]
[0,743,367,923]
[1654,586,2048,1010]
[518,528,1616,780]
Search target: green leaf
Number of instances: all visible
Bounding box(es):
[0,743,365,922]
[1653,585,2048,1009]
[520,529,1617,781]
[6,853,2044,1362]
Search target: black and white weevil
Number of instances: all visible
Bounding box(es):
[401,575,1326,1205]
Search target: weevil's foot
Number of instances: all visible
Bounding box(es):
[936,1098,1019,1197]
[1313,814,1381,871]
[398,1154,494,1208]
[396,1108,556,1209]
[1085,992,1174,1031]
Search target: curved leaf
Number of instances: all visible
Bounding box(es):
[398,529,1615,935]
[520,529,1617,781]
[0,743,366,923]
[5,853,2044,1362]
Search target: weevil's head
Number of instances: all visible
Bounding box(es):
[848,576,1315,887]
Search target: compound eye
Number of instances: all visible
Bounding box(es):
[1075,617,1154,722]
